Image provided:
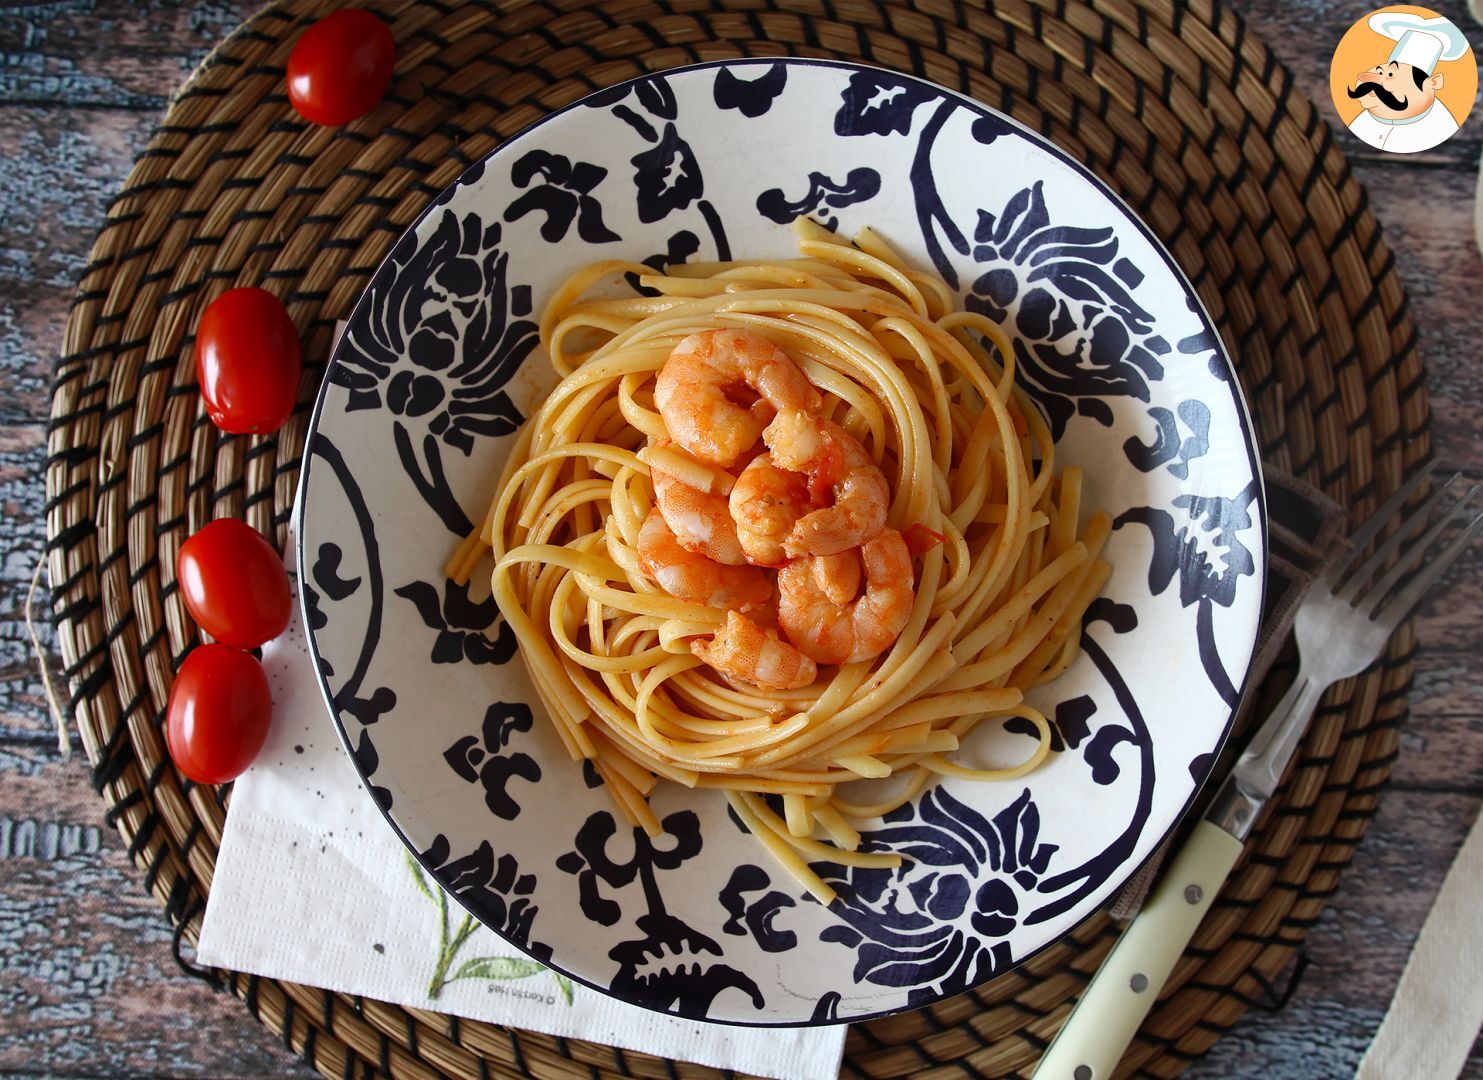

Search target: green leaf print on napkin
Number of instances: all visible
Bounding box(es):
[453,956,546,979]
[408,853,574,1004]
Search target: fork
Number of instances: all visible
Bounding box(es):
[1035,466,1483,1080]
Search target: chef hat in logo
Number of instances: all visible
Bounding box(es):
[1367,11,1470,75]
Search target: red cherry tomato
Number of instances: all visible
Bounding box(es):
[195,287,302,434]
[287,9,396,126]
[166,645,273,785]
[177,519,292,649]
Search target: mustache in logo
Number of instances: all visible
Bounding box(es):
[1349,80,1409,111]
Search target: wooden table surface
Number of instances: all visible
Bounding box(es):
[2,2,1480,1077]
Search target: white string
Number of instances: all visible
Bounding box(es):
[25,551,71,756]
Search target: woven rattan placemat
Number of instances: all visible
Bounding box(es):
[45,2,1429,1076]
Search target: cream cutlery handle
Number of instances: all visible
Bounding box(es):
[1033,821,1245,1079]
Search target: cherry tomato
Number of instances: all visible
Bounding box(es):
[287,9,396,126]
[177,518,292,648]
[166,645,273,785]
[195,287,302,434]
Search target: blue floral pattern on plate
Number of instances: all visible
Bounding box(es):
[298,59,1265,1026]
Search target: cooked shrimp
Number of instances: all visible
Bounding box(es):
[812,550,861,603]
[764,410,889,557]
[728,453,816,566]
[746,592,782,632]
[637,508,771,611]
[654,329,821,467]
[651,466,748,565]
[778,529,914,665]
[692,609,818,691]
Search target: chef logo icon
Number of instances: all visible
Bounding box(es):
[1330,5,1476,154]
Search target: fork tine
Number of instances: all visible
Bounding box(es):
[1359,484,1477,614]
[1337,472,1462,602]
[1373,508,1483,635]
[1322,465,1434,586]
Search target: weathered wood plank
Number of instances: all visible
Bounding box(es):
[0,103,159,423]
[0,767,303,1077]
[0,0,253,110]
[1359,162,1483,473]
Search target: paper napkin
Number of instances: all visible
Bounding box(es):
[195,555,846,1080]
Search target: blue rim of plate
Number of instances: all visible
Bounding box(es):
[295,57,1268,1027]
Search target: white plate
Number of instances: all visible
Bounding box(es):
[298,59,1265,1025]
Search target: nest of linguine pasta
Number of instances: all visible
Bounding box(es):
[451,222,1111,903]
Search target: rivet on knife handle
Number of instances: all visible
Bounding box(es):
[1033,821,1244,1079]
